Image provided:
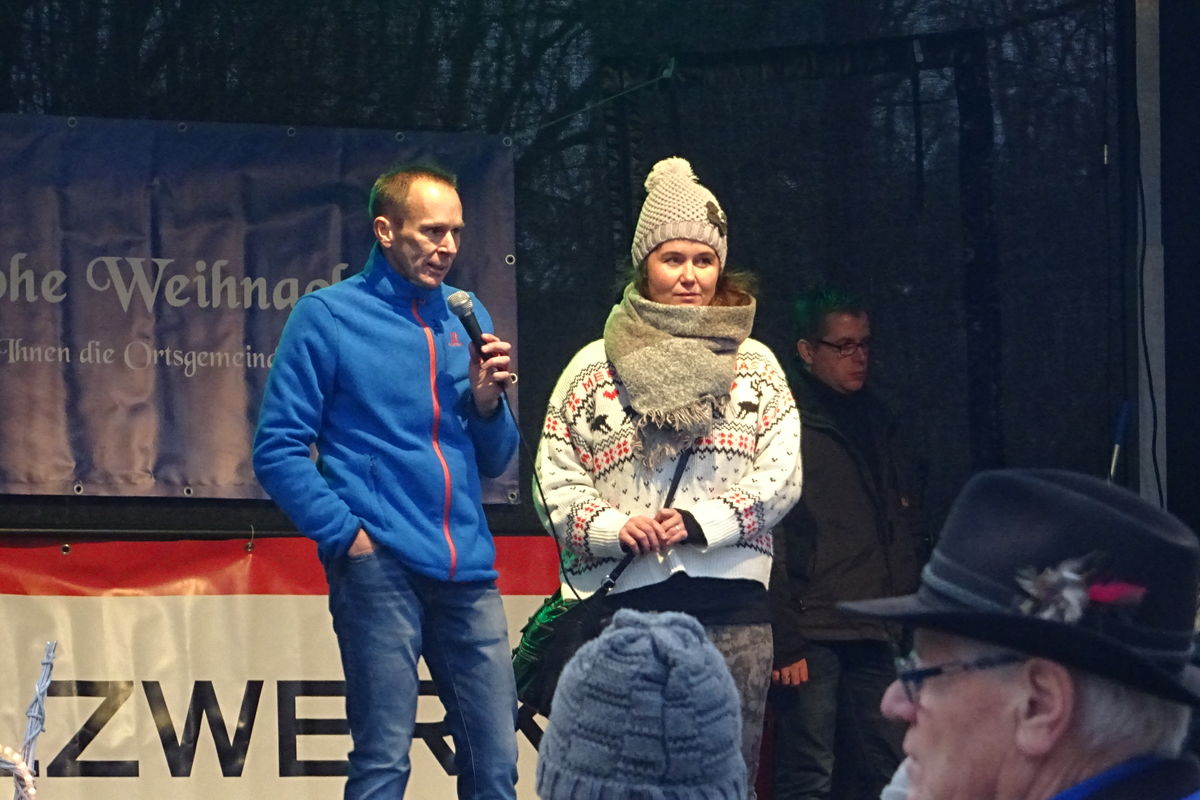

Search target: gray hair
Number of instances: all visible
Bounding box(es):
[941,634,1191,758]
[1070,668,1191,758]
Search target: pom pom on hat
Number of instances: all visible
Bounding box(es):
[631,157,728,268]
[644,156,699,191]
[535,608,746,800]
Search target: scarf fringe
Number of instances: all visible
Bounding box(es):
[641,396,720,431]
[633,396,730,467]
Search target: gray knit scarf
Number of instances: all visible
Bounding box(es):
[603,284,755,466]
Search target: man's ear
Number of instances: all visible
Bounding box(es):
[374,215,394,248]
[797,339,815,367]
[1014,658,1076,758]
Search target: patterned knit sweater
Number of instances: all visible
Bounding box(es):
[534,338,803,597]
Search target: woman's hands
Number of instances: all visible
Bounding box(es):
[618,508,690,555]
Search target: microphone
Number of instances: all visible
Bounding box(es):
[446,290,487,350]
[447,290,517,385]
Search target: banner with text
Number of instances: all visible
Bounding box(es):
[0,114,518,502]
[0,535,558,799]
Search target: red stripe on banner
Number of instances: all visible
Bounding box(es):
[0,534,560,597]
[0,537,328,596]
[495,535,561,595]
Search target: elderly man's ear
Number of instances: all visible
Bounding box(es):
[1014,658,1077,757]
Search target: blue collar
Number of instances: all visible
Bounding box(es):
[1050,756,1159,800]
[361,243,452,321]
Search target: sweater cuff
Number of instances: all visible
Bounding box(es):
[774,647,810,669]
[679,509,707,547]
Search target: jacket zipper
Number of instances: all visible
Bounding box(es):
[411,298,457,579]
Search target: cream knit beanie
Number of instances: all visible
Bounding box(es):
[630,157,728,268]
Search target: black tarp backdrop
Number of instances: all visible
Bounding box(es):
[1161,2,1200,534]
[0,0,1148,537]
[597,10,1126,526]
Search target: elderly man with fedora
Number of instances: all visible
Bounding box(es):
[841,468,1200,800]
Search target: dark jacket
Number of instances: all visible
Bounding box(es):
[770,370,928,666]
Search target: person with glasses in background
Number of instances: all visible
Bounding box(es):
[842,468,1200,800]
[769,286,929,800]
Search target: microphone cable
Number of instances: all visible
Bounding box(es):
[493,373,589,604]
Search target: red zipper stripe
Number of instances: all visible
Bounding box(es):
[412,299,457,578]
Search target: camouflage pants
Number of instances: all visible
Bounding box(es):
[705,622,774,800]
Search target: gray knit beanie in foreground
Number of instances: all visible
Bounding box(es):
[535,608,746,800]
[631,157,729,268]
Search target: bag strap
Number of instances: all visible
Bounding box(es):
[662,447,693,508]
[598,447,693,595]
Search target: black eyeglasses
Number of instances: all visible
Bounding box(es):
[894,652,1026,703]
[814,338,871,358]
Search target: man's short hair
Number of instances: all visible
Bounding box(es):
[368,163,458,222]
[792,286,867,342]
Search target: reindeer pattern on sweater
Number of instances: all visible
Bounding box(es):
[534,338,803,597]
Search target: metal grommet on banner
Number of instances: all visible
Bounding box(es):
[176,122,188,133]
[286,126,297,137]
[72,483,83,495]
[502,136,513,147]
[183,486,194,497]
[507,489,520,505]
[394,132,406,143]
[504,254,516,265]
[60,543,71,555]
[246,524,256,553]
[66,117,78,129]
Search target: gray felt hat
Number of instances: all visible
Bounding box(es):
[841,469,1200,706]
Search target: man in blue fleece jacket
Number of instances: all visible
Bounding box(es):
[253,164,520,799]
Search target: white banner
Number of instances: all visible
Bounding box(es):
[0,537,558,799]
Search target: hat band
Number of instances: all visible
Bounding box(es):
[920,550,1015,613]
[921,550,1197,668]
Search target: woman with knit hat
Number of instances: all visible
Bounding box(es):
[534,156,803,795]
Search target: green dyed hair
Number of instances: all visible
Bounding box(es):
[792,286,867,342]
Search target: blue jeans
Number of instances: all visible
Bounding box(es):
[327,547,518,800]
[771,640,904,800]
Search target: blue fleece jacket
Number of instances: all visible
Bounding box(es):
[253,245,518,580]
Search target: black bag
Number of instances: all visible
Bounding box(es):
[511,586,611,716]
[512,450,691,716]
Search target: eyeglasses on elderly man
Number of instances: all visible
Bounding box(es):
[893,651,1026,705]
